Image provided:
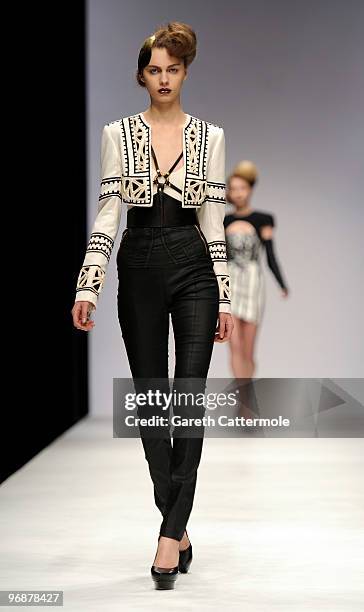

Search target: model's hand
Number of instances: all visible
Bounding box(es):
[281,288,289,298]
[71,301,96,331]
[215,312,234,342]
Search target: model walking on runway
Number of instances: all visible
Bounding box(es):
[71,21,233,589]
[224,160,288,380]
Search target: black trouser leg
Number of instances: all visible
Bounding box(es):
[117,227,219,541]
[117,266,173,518]
[158,265,219,540]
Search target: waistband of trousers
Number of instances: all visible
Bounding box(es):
[127,192,198,228]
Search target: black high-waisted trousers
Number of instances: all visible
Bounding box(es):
[116,191,219,541]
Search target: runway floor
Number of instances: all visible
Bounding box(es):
[1,416,363,611]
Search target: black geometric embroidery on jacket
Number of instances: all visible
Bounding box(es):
[208,241,227,261]
[130,114,149,173]
[86,233,114,261]
[203,122,210,176]
[181,117,209,206]
[206,181,226,203]
[184,178,208,205]
[123,113,152,205]
[120,119,129,175]
[216,274,230,303]
[184,116,205,177]
[122,177,148,202]
[76,265,105,296]
[99,177,122,200]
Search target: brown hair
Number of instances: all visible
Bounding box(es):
[226,160,259,203]
[136,21,197,87]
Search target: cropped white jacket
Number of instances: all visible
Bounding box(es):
[75,111,231,313]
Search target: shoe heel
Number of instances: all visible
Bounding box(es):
[151,566,178,590]
[178,543,193,573]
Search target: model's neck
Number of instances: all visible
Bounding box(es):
[142,103,186,126]
[234,204,253,216]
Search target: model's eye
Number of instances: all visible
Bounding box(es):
[169,68,178,73]
[149,68,158,74]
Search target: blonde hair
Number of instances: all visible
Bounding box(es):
[226,160,258,203]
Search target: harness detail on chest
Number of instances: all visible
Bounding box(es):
[151,145,183,196]
[119,113,223,208]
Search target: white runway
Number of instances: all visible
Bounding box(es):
[1,416,363,611]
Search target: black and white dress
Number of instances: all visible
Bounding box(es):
[224,211,288,323]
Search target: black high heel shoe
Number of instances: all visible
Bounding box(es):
[178,529,193,573]
[150,564,179,590]
[151,536,179,590]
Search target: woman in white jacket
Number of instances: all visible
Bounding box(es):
[71,21,233,590]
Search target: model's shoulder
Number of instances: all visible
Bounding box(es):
[102,117,123,137]
[254,210,275,225]
[206,120,224,132]
[102,114,138,142]
[104,112,140,127]
[224,214,235,227]
[190,114,224,132]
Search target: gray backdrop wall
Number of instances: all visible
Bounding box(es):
[86,0,363,415]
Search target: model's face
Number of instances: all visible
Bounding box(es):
[141,47,187,102]
[228,176,252,206]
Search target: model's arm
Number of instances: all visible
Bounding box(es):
[260,216,288,290]
[74,123,123,309]
[196,127,231,313]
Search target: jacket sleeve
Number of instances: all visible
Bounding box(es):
[196,126,231,313]
[74,123,122,309]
